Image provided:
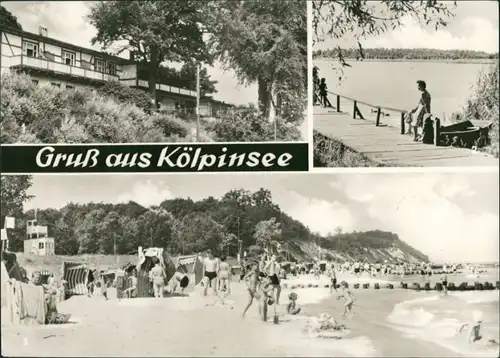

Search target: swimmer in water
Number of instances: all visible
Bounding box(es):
[242,263,261,318]
[202,250,219,296]
[217,256,231,295]
[337,281,355,318]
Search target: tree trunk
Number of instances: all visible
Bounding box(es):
[258,77,272,118]
[148,46,160,111]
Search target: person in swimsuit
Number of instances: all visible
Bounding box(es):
[264,255,282,305]
[217,256,231,295]
[440,273,448,295]
[257,276,275,322]
[407,80,431,141]
[203,250,218,296]
[170,270,189,294]
[124,269,138,298]
[287,291,301,315]
[337,281,355,318]
[242,263,261,318]
[149,258,165,298]
[330,263,338,294]
[258,255,268,278]
[353,261,361,277]
[318,78,333,107]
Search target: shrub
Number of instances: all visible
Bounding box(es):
[461,62,499,157]
[1,73,211,143]
[211,107,302,142]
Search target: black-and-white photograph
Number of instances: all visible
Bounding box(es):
[0,1,307,144]
[1,172,499,357]
[312,0,499,167]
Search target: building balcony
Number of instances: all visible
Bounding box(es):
[6,54,119,82]
[135,79,197,98]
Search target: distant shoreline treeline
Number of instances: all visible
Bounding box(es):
[313,48,499,62]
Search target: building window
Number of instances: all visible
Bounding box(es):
[62,50,76,66]
[95,58,105,73]
[32,79,39,85]
[66,85,75,90]
[51,83,61,88]
[39,242,44,249]
[22,41,39,57]
[107,62,116,75]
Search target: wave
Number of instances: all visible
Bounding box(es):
[386,294,499,357]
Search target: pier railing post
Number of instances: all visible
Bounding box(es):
[336,95,340,112]
[400,112,405,135]
[353,101,357,119]
[434,117,441,146]
[376,107,381,127]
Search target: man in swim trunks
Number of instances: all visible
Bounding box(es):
[440,273,448,296]
[264,255,282,304]
[353,261,361,277]
[203,250,218,296]
[217,256,231,295]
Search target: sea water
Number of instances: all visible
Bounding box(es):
[386,291,500,357]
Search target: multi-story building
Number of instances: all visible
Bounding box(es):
[1,26,233,117]
[24,219,55,256]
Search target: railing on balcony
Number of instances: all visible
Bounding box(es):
[7,55,119,82]
[137,79,197,97]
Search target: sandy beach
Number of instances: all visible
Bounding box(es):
[3,270,499,357]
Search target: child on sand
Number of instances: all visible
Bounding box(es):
[287,292,301,315]
[170,271,189,294]
[337,281,355,318]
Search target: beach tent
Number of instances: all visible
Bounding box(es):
[175,254,203,286]
[61,261,95,296]
[135,246,177,297]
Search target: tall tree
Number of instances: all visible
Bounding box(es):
[253,217,282,254]
[313,0,456,65]
[1,176,33,220]
[88,1,209,106]
[0,5,23,30]
[208,0,307,121]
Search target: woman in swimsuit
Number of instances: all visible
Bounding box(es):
[242,263,261,318]
[217,256,231,295]
[202,250,218,296]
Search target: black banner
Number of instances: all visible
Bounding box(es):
[0,143,309,173]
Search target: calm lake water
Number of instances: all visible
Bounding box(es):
[315,60,495,120]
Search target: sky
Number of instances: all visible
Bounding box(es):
[3,1,258,106]
[22,172,499,264]
[314,0,499,53]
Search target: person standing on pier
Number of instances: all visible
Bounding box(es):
[408,80,432,141]
[319,78,333,108]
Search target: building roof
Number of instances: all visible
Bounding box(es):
[1,26,134,64]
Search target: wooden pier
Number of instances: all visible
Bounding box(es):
[314,93,498,167]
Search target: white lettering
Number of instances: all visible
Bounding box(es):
[276,153,292,167]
